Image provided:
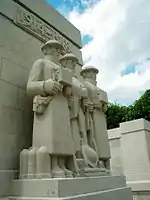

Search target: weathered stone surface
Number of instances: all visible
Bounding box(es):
[109,119,150,200]
[108,128,124,176]
[0,15,42,71]
[0,3,83,66]
[17,0,82,48]
[120,119,150,182]
[1,106,23,135]
[1,58,29,89]
[17,88,26,111]
[0,171,18,197]
[0,132,19,170]
[10,176,132,200]
[128,180,150,200]
[0,80,18,108]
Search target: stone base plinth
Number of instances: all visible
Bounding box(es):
[128,180,150,200]
[9,176,132,200]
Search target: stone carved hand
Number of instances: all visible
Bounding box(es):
[44,79,62,95]
[102,103,108,113]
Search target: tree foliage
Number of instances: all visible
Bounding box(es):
[106,103,126,129]
[106,89,150,129]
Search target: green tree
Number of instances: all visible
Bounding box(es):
[106,103,126,129]
[106,89,150,129]
[131,89,150,121]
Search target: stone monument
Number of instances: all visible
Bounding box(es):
[9,41,133,199]
[0,0,133,199]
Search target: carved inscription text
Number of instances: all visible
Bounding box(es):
[13,6,71,53]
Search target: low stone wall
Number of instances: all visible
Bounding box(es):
[108,118,150,200]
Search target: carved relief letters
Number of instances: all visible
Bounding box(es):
[13,6,71,53]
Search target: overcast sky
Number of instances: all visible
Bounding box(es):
[47,0,150,106]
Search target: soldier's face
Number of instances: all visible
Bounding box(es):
[85,71,96,80]
[64,59,76,71]
[44,47,59,56]
[51,47,60,56]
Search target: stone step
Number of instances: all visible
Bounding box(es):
[10,176,128,198]
[9,187,132,200]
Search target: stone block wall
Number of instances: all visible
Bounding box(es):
[0,14,42,197]
[0,0,83,197]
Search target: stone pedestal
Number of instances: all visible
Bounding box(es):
[120,119,150,182]
[9,176,132,200]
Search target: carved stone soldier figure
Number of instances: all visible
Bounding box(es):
[27,40,75,178]
[81,66,111,170]
[59,53,87,155]
[60,54,99,175]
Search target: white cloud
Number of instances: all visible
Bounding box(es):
[66,0,150,105]
[108,61,150,103]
